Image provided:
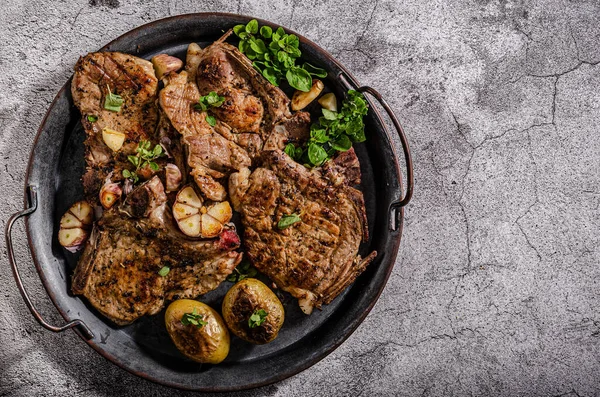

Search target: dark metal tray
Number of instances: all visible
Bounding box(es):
[5,13,413,391]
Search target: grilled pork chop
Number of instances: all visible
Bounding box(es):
[159,34,311,201]
[72,52,161,203]
[229,149,376,314]
[70,53,243,325]
[72,177,242,325]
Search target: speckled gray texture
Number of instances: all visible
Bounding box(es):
[1,0,599,396]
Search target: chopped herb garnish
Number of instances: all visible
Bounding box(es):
[248,309,268,328]
[277,213,301,229]
[121,140,165,184]
[87,115,98,123]
[181,308,208,328]
[233,19,327,91]
[158,266,170,277]
[206,115,217,127]
[195,91,226,111]
[104,85,124,112]
[285,90,368,166]
[226,261,258,282]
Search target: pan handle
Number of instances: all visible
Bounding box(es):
[338,73,414,231]
[5,185,94,339]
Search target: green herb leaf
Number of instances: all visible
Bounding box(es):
[286,67,312,92]
[226,261,258,282]
[260,25,272,38]
[246,19,259,34]
[122,169,131,178]
[206,115,217,127]
[248,309,268,328]
[262,68,279,86]
[302,62,328,78]
[87,115,98,123]
[284,143,297,158]
[158,266,170,277]
[331,134,352,151]
[233,24,246,37]
[322,108,338,121]
[307,142,328,166]
[196,91,225,111]
[149,162,159,171]
[278,213,302,229]
[104,86,123,112]
[181,308,208,328]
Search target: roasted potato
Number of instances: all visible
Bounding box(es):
[222,278,284,344]
[165,299,230,364]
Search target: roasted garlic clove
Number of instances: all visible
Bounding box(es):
[101,127,126,152]
[177,186,203,208]
[58,228,89,253]
[201,214,223,238]
[165,163,182,192]
[291,79,324,111]
[99,182,122,209]
[206,201,232,224]
[178,214,202,237]
[318,92,337,112]
[152,54,184,79]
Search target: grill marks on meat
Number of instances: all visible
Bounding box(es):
[229,150,376,314]
[70,52,244,325]
[72,52,159,203]
[73,209,242,325]
[160,71,251,201]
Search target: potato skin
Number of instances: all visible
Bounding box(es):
[222,278,284,344]
[165,299,230,364]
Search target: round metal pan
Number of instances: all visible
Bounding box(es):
[5,13,413,391]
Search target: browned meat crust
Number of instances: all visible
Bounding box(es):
[229,149,376,314]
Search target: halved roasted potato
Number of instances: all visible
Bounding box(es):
[58,201,94,252]
[222,278,285,344]
[165,299,230,364]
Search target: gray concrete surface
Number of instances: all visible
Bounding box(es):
[1,0,599,396]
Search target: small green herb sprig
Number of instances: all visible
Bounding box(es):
[285,90,369,166]
[233,19,327,92]
[248,309,268,328]
[226,261,258,283]
[122,140,165,183]
[194,91,225,127]
[104,85,124,112]
[277,213,301,229]
[181,308,208,328]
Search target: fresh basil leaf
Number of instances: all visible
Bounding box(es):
[302,62,328,78]
[260,25,272,38]
[250,38,267,54]
[239,39,249,53]
[87,115,98,123]
[153,145,163,157]
[246,19,259,34]
[284,143,297,158]
[286,67,312,92]
[310,127,329,143]
[206,115,217,127]
[181,309,207,328]
[233,24,246,37]
[331,134,352,151]
[104,88,123,112]
[248,309,268,328]
[307,142,328,165]
[322,108,338,121]
[278,213,302,229]
[149,162,159,171]
[158,266,170,277]
[262,67,280,86]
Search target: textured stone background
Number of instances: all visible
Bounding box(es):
[1,0,599,396]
